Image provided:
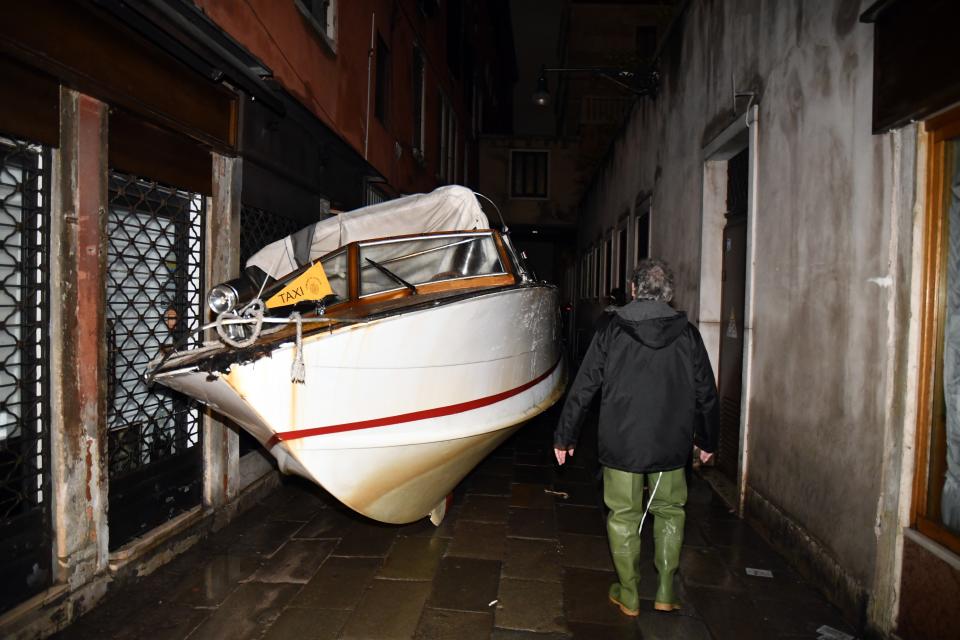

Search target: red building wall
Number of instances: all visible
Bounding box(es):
[195,0,513,198]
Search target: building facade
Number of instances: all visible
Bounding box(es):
[572,1,959,638]
[0,1,514,637]
[480,0,670,337]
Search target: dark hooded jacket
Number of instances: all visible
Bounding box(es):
[554,300,719,473]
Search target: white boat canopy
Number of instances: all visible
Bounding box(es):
[247,185,491,278]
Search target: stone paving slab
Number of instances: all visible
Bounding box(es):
[550,481,602,508]
[555,505,606,537]
[557,532,613,571]
[379,536,448,580]
[509,483,556,509]
[502,537,563,582]
[429,556,502,612]
[494,577,566,634]
[685,586,781,640]
[507,507,558,540]
[466,473,513,496]
[292,505,356,539]
[513,464,556,484]
[261,607,351,640]
[489,629,571,639]
[568,620,643,639]
[185,582,300,639]
[212,517,304,557]
[562,566,640,628]
[447,520,508,560]
[415,609,494,639]
[290,556,381,609]
[52,410,862,640]
[250,538,336,583]
[459,495,511,523]
[636,609,713,640]
[340,578,431,639]
[167,553,261,607]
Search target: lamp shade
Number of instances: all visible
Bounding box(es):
[532,70,550,107]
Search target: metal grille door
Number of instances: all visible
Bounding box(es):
[106,173,204,550]
[0,136,51,613]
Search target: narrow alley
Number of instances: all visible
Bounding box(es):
[4,3,960,639]
[53,410,857,640]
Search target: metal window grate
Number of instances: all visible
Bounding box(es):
[240,205,304,267]
[0,135,51,614]
[106,172,204,549]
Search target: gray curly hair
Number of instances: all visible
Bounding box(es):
[632,258,674,302]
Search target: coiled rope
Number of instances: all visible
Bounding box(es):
[215,298,265,348]
[200,298,369,384]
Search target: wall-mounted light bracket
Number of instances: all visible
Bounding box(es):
[532,64,659,107]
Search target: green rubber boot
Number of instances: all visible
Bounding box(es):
[648,468,687,611]
[602,467,644,616]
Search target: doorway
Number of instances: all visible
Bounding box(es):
[717,149,748,483]
[698,105,758,512]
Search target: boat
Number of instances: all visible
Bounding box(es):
[146,186,566,524]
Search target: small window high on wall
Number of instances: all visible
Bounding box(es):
[295,0,338,51]
[510,150,548,199]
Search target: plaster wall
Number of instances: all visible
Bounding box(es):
[577,0,900,614]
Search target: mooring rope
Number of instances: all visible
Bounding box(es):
[290,311,306,384]
[215,298,265,348]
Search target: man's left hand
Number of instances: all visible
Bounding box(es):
[554,447,575,465]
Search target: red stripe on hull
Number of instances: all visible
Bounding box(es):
[266,358,561,449]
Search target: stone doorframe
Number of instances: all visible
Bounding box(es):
[698,105,759,516]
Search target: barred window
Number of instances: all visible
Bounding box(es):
[510,150,548,199]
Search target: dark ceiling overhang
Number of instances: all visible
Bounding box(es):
[861,0,960,133]
[90,0,284,116]
[0,0,240,153]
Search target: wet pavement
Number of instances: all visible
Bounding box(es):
[54,410,861,639]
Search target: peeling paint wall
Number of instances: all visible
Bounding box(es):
[576,0,909,629]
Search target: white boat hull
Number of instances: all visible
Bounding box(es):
[153,285,565,523]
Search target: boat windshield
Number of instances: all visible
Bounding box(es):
[359,233,505,297]
[320,248,349,300]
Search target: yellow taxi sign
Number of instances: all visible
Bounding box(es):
[266,261,334,309]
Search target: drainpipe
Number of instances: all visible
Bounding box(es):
[364,12,375,159]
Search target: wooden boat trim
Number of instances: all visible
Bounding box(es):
[265,356,562,448]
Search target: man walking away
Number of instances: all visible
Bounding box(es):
[553,258,719,615]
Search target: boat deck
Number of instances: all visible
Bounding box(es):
[152,282,525,375]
